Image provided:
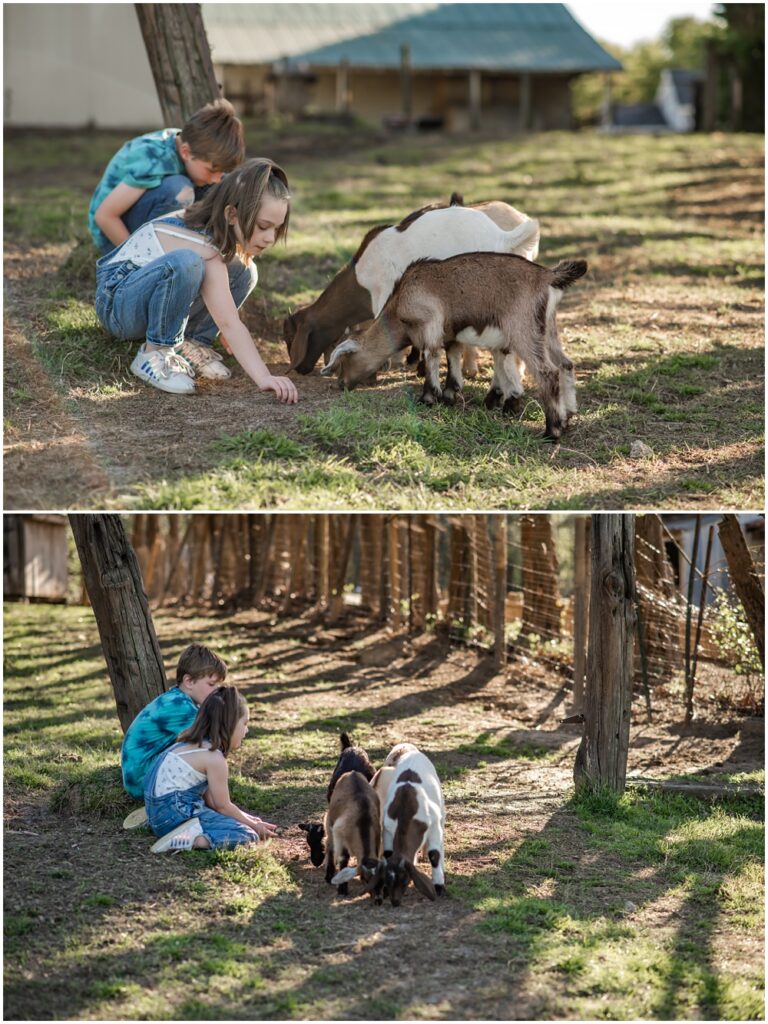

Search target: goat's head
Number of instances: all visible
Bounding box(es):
[361,855,437,907]
[320,334,391,390]
[332,858,385,903]
[298,822,326,867]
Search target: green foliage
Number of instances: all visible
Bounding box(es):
[708,591,763,688]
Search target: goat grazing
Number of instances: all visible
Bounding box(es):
[359,743,445,907]
[299,732,376,867]
[285,197,539,374]
[324,770,382,899]
[322,253,587,442]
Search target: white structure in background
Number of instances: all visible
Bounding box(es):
[656,69,701,132]
[4,4,160,128]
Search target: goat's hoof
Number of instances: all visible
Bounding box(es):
[337,883,349,897]
[434,884,445,897]
[442,387,456,406]
[502,395,524,417]
[543,429,563,443]
[419,390,439,407]
[484,387,502,410]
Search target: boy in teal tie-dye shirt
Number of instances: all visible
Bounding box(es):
[89,98,244,255]
[121,643,227,801]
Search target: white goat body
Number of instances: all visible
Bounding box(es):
[286,200,539,374]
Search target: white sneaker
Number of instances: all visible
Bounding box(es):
[177,338,231,379]
[150,817,203,854]
[123,806,149,830]
[130,344,196,394]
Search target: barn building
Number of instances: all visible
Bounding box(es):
[4,3,621,132]
[204,3,622,133]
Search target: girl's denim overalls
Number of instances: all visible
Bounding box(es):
[94,215,258,349]
[144,742,258,850]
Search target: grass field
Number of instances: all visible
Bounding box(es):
[3,125,764,510]
[4,601,764,1020]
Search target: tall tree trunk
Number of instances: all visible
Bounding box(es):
[69,514,167,733]
[718,514,765,666]
[575,515,636,793]
[521,515,561,641]
[135,4,220,125]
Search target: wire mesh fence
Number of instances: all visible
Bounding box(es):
[116,512,765,719]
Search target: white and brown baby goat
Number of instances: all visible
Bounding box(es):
[322,253,587,442]
[359,743,446,907]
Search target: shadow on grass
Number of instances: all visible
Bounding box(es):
[5,785,761,1021]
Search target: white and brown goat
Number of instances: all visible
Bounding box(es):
[285,196,540,375]
[359,743,446,907]
[322,253,587,442]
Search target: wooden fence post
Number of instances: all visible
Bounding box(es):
[718,514,765,666]
[575,514,636,793]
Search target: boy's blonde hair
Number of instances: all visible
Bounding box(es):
[180,98,244,171]
[184,157,291,263]
[175,643,227,685]
[178,686,248,756]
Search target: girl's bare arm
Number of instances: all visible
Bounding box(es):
[204,753,275,837]
[200,257,298,403]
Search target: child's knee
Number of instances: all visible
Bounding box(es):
[161,174,195,208]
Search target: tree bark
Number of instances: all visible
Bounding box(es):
[718,514,765,666]
[575,515,636,793]
[69,514,167,733]
[135,4,220,125]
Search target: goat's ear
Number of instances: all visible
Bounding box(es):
[298,823,310,832]
[405,860,437,901]
[321,338,359,376]
[288,321,313,371]
[331,866,359,885]
[359,859,386,894]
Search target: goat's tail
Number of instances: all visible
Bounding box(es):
[449,191,464,206]
[552,260,588,290]
[340,732,352,750]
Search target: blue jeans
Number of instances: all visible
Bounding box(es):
[98,175,196,258]
[144,744,259,850]
[95,231,258,349]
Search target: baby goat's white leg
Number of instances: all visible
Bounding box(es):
[425,820,445,894]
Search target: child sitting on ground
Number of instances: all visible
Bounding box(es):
[94,157,298,401]
[145,686,277,853]
[120,643,227,822]
[88,98,244,256]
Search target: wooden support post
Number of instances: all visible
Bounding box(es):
[388,516,402,630]
[574,515,636,793]
[400,45,412,124]
[519,72,532,131]
[494,516,508,670]
[336,59,350,113]
[469,69,482,131]
[571,515,590,711]
[718,515,765,666]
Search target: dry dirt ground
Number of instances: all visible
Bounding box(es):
[4,608,764,1020]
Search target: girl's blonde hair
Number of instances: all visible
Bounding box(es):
[177,686,248,756]
[184,157,290,263]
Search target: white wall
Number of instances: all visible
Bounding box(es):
[4,4,163,128]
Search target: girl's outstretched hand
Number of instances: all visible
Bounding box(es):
[262,375,298,404]
[248,815,278,840]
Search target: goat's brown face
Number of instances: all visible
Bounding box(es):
[299,822,325,867]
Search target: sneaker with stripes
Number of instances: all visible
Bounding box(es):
[130,344,195,394]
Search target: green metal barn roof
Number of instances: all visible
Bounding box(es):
[203,4,622,73]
